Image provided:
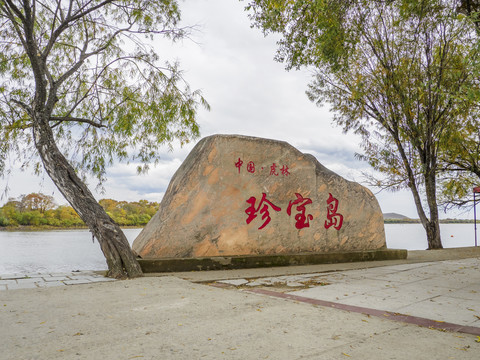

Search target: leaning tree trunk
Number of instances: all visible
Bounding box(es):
[32,116,143,279]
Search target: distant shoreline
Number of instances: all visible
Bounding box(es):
[384,219,475,224]
[0,221,475,231]
[0,225,143,231]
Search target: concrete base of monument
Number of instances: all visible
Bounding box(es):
[137,248,407,273]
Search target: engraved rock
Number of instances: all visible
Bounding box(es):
[132,134,386,258]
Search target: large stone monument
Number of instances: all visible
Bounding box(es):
[132,135,386,258]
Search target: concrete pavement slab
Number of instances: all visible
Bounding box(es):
[37,281,67,288]
[0,271,116,290]
[396,296,480,326]
[290,279,395,302]
[62,279,95,285]
[22,273,47,278]
[371,262,437,271]
[447,285,480,301]
[0,274,26,280]
[321,292,412,311]
[410,276,474,290]
[365,281,452,301]
[6,282,38,290]
[43,276,71,281]
[352,268,433,283]
[298,325,475,360]
[15,278,39,284]
[217,279,249,286]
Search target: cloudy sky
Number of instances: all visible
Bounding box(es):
[1,0,473,219]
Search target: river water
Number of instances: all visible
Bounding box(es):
[0,224,478,275]
[0,229,142,275]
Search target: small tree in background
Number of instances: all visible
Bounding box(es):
[20,193,56,213]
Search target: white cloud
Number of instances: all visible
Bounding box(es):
[102,158,184,200]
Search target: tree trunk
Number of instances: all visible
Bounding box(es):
[423,165,443,249]
[395,137,443,249]
[425,220,443,249]
[33,116,143,279]
[411,189,442,249]
[403,162,443,249]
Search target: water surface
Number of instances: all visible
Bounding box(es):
[0,224,478,275]
[0,229,141,274]
[385,223,478,250]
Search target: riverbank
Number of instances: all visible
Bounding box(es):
[1,248,479,359]
[384,219,475,224]
[0,218,475,231]
[0,225,143,231]
[5,218,472,230]
[0,225,89,231]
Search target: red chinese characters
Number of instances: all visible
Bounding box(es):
[245,193,282,230]
[287,193,314,229]
[245,192,343,232]
[270,163,279,176]
[235,158,243,174]
[246,192,313,230]
[324,193,343,230]
[247,161,255,173]
[234,157,289,176]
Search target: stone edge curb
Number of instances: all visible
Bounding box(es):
[138,248,407,273]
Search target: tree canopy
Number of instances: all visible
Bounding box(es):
[438,114,480,209]
[0,0,208,184]
[245,0,480,249]
[0,0,209,278]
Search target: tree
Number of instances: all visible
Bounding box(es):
[0,1,209,278]
[0,199,21,224]
[20,192,56,213]
[438,115,480,209]
[435,2,480,211]
[457,0,480,33]
[245,0,480,249]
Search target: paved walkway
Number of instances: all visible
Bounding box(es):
[0,271,115,290]
[213,257,480,335]
[1,250,480,359]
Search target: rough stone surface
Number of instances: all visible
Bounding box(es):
[132,134,385,258]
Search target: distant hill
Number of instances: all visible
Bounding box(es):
[383,212,410,220]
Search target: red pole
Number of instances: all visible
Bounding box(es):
[474,187,480,247]
[475,192,477,247]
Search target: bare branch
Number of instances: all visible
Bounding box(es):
[49,116,106,128]
[11,99,32,115]
[54,25,131,92]
[2,0,26,22]
[42,0,115,59]
[1,0,28,48]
